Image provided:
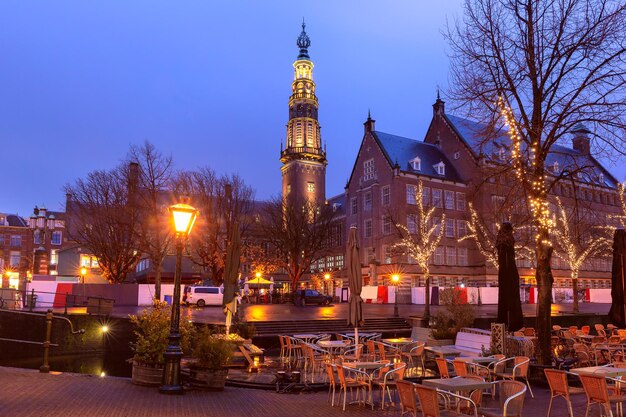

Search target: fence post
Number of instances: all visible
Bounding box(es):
[40,309,53,373]
[29,289,35,312]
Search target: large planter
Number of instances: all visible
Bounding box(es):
[189,367,229,391]
[427,338,454,347]
[132,361,163,386]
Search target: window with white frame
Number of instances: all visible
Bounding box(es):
[10,251,20,267]
[458,248,468,266]
[336,255,344,269]
[444,191,454,209]
[382,216,392,235]
[363,158,375,181]
[446,247,456,265]
[434,246,444,265]
[136,258,151,272]
[51,231,62,245]
[456,192,466,211]
[445,218,455,238]
[382,245,392,264]
[432,189,442,208]
[10,235,21,247]
[456,220,467,238]
[406,184,417,205]
[351,197,358,215]
[381,186,390,206]
[433,217,441,236]
[364,219,373,238]
[407,215,417,233]
[434,162,445,175]
[422,186,430,206]
[50,249,59,265]
[307,182,315,193]
[364,192,372,211]
[410,157,421,171]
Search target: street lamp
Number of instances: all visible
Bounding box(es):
[80,267,87,302]
[391,274,400,318]
[324,273,331,296]
[160,202,198,395]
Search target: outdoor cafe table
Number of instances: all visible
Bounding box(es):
[570,366,626,378]
[424,346,462,358]
[293,334,321,343]
[344,361,391,407]
[382,337,414,348]
[423,377,493,393]
[317,340,351,361]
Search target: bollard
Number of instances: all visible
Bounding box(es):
[40,309,53,373]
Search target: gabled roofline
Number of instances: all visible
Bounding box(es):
[345,131,396,189]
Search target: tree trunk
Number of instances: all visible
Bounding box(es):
[154,262,162,302]
[572,272,579,313]
[535,239,554,365]
[424,269,431,320]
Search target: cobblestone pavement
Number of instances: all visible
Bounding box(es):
[0,366,607,417]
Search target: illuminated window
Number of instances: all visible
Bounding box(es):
[306,123,314,147]
[80,255,92,267]
[50,250,59,265]
[382,245,392,264]
[295,123,303,146]
[286,184,291,194]
[307,182,315,193]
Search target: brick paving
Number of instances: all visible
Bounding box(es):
[0,366,610,417]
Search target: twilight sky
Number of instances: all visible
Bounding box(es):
[3,1,624,216]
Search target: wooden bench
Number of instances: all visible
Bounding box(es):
[441,328,491,357]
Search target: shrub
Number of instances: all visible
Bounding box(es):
[232,321,256,340]
[430,288,476,340]
[129,301,196,367]
[191,326,235,370]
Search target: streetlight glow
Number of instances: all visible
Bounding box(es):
[391,274,399,284]
[169,203,198,236]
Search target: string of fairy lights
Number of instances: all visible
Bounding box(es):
[498,97,553,245]
[458,202,498,268]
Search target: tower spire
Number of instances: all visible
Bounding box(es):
[297,19,311,60]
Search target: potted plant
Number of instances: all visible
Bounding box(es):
[188,326,235,390]
[129,301,195,386]
[428,288,476,346]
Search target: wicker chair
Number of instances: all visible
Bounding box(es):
[335,365,370,411]
[460,375,485,414]
[544,369,585,417]
[401,342,426,377]
[397,380,420,417]
[284,336,302,366]
[340,344,363,363]
[372,362,406,410]
[581,325,591,335]
[301,343,328,380]
[415,383,477,417]
[579,373,626,417]
[452,359,469,377]
[492,356,534,398]
[324,362,338,406]
[477,380,526,417]
[436,357,455,378]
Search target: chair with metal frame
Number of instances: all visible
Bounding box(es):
[414,383,478,417]
[544,368,585,417]
[579,373,626,417]
[397,380,420,417]
[492,356,534,398]
[335,364,370,411]
[372,361,406,410]
[401,342,426,377]
[476,380,526,417]
[435,357,455,379]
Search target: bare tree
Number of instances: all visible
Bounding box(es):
[259,198,335,291]
[127,141,174,301]
[392,182,444,319]
[65,165,139,283]
[172,168,255,285]
[460,202,499,268]
[552,197,611,312]
[447,0,626,364]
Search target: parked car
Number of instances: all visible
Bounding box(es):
[183,286,224,307]
[292,289,333,306]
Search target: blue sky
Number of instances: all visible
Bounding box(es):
[3,1,623,216]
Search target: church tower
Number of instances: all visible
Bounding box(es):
[280,21,327,207]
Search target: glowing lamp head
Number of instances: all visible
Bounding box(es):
[324,273,330,280]
[101,325,109,333]
[80,267,87,276]
[391,274,400,284]
[169,202,198,236]
[255,272,261,278]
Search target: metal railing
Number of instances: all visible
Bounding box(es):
[0,308,85,372]
[0,288,114,316]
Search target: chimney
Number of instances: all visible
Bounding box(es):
[364,110,376,133]
[572,123,591,155]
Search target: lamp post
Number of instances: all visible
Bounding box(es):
[80,267,87,303]
[255,272,262,304]
[160,202,198,395]
[391,274,400,318]
[324,273,331,296]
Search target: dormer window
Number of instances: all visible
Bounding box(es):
[434,161,445,176]
[410,157,421,171]
[553,161,560,173]
[598,173,604,184]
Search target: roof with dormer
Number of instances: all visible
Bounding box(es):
[443,114,619,189]
[372,131,463,183]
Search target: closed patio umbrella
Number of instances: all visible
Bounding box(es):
[347,227,364,345]
[609,228,626,327]
[496,222,524,331]
[223,221,241,335]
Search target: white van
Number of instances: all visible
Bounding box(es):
[183,286,224,307]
